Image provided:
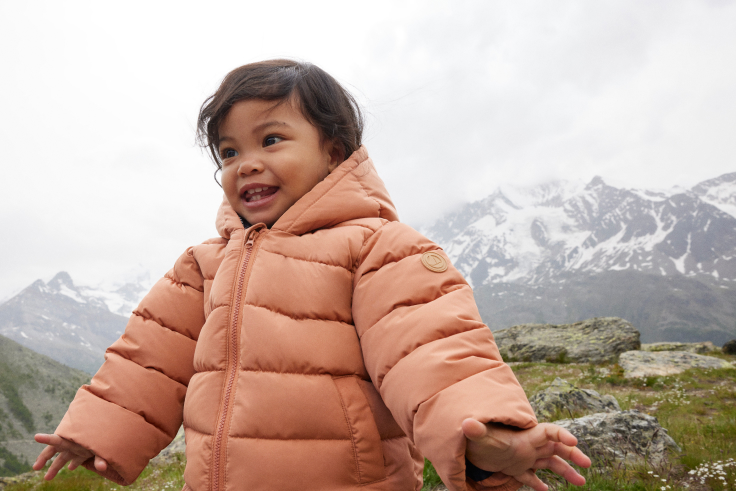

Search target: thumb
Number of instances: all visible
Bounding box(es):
[94,456,108,472]
[462,418,488,441]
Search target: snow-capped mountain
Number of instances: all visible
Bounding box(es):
[0,272,150,373]
[425,172,736,288]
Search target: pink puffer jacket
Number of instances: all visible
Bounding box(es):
[56,147,537,491]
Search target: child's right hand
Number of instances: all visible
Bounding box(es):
[33,433,110,481]
[462,419,591,491]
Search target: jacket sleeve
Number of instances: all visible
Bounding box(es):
[352,222,537,491]
[55,247,205,485]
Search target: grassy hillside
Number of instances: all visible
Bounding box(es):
[0,335,90,477]
[475,271,736,345]
[3,353,734,490]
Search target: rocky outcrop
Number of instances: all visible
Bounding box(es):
[0,471,41,489]
[641,341,715,354]
[619,351,734,378]
[151,426,186,465]
[555,410,680,467]
[494,317,640,364]
[723,339,736,355]
[529,378,620,422]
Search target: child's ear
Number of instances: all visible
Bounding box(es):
[326,140,344,173]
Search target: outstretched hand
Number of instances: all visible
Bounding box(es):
[33,433,109,481]
[462,419,591,491]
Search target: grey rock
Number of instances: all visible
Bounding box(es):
[493,317,640,364]
[152,426,186,464]
[0,471,42,489]
[529,378,620,422]
[555,410,681,467]
[723,339,736,355]
[641,341,716,354]
[619,350,734,378]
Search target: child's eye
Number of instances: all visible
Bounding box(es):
[264,136,283,147]
[221,149,238,159]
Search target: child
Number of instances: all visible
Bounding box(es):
[34,59,590,491]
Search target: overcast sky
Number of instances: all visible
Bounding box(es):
[1,0,735,300]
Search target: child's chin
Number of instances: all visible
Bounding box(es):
[241,211,279,228]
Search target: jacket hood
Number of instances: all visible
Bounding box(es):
[215,146,399,239]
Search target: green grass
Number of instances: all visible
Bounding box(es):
[2,455,185,490]
[2,358,734,491]
[422,459,443,490]
[509,359,736,490]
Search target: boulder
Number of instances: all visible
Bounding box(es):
[554,410,680,467]
[152,426,185,464]
[619,350,734,378]
[641,341,715,354]
[723,339,736,355]
[529,378,620,422]
[493,317,640,364]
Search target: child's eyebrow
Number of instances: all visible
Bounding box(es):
[253,120,289,133]
[219,121,290,144]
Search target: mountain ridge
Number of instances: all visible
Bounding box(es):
[0,334,90,476]
[0,272,146,374]
[425,172,736,344]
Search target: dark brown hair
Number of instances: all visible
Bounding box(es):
[197,59,364,172]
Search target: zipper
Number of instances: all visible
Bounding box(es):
[211,225,263,490]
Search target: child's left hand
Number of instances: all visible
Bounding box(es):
[462,418,591,491]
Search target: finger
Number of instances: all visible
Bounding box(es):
[513,469,548,491]
[34,433,66,447]
[33,445,59,470]
[45,452,71,481]
[34,433,53,445]
[551,442,592,469]
[94,455,108,472]
[462,418,488,441]
[535,455,586,486]
[536,423,578,447]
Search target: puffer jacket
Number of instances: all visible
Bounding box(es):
[56,147,537,491]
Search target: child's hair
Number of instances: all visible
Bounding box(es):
[197,59,364,172]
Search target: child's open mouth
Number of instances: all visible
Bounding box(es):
[243,186,278,203]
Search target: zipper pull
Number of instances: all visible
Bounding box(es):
[245,225,264,248]
[246,231,257,248]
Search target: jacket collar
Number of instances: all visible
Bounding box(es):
[215,146,399,239]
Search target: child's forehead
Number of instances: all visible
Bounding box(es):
[218,97,319,143]
[219,97,317,137]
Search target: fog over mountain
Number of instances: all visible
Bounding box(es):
[425,172,736,344]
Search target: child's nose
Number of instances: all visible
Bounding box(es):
[237,156,264,175]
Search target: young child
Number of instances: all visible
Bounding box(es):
[34,59,590,491]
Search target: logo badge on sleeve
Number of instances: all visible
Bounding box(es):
[421,251,448,273]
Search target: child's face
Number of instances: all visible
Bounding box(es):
[219,98,341,227]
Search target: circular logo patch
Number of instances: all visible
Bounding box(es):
[421,251,448,273]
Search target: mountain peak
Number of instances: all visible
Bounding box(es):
[586,176,606,189]
[48,271,75,290]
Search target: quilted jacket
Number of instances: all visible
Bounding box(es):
[55,147,537,491]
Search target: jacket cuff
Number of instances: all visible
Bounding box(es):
[56,387,172,485]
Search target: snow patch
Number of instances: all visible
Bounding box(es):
[59,284,87,303]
